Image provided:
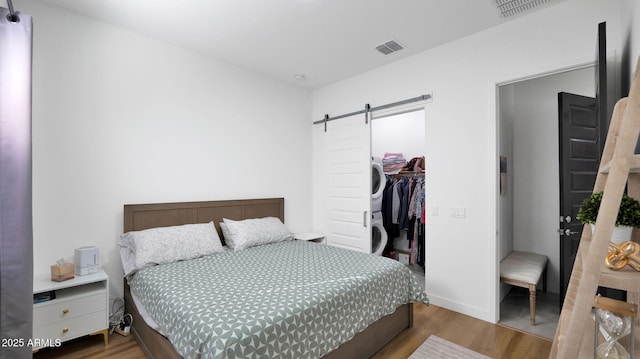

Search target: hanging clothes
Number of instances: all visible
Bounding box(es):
[380,173,425,265]
[382,177,399,241]
[399,178,411,230]
[406,176,425,266]
[391,179,402,225]
[417,219,425,266]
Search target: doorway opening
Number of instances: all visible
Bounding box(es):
[497,64,596,339]
[371,108,426,290]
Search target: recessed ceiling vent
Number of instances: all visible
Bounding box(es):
[494,0,559,18]
[375,40,404,55]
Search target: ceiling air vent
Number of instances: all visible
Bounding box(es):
[375,40,404,55]
[494,0,560,18]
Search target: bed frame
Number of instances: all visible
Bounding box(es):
[123,197,412,358]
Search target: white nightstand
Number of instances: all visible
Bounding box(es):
[32,269,109,350]
[295,233,325,243]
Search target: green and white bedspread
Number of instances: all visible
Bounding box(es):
[128,240,428,359]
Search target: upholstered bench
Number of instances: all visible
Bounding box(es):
[500,251,548,325]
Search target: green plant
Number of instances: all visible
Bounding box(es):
[576,192,640,228]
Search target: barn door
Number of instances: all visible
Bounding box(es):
[324,113,371,253]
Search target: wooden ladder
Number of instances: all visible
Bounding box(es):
[550,56,640,358]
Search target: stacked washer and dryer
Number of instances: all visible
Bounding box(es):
[371,157,388,256]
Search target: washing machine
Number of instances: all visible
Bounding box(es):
[372,158,384,212]
[371,212,388,256]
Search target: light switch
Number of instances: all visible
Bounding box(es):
[450,207,466,218]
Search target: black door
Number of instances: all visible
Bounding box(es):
[558,92,602,303]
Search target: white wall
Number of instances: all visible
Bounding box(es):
[502,66,595,295]
[497,85,515,301]
[371,110,425,161]
[312,0,624,322]
[22,0,313,301]
[498,85,515,262]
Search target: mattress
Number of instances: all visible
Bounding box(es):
[128,240,428,359]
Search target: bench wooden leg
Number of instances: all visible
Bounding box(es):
[529,284,536,326]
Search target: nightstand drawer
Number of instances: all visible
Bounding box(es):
[33,269,109,350]
[33,293,105,327]
[33,311,107,347]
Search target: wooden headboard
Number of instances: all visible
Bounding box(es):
[123,198,285,239]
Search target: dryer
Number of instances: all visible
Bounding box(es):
[372,158,384,212]
[371,212,388,256]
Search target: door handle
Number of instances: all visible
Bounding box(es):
[565,229,579,236]
[560,215,572,223]
[363,211,368,227]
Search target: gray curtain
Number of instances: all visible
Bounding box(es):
[0,8,33,359]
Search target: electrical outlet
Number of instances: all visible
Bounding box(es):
[115,326,130,336]
[431,206,439,216]
[450,207,466,218]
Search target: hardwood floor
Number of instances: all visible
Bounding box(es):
[33,331,145,359]
[372,303,552,359]
[33,303,551,359]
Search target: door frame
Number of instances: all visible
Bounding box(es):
[370,106,428,261]
[494,61,596,322]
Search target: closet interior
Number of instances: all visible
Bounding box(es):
[371,109,426,279]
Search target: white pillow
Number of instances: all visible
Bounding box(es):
[221,217,293,251]
[119,221,224,276]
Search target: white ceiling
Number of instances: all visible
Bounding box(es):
[35,0,562,90]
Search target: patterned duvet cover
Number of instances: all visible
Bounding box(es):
[128,240,428,359]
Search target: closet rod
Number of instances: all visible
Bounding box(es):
[389,172,425,178]
[313,94,431,125]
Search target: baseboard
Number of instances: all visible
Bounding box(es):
[428,294,493,323]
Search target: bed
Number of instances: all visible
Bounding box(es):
[121,198,427,358]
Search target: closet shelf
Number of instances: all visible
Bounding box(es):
[389,171,425,177]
